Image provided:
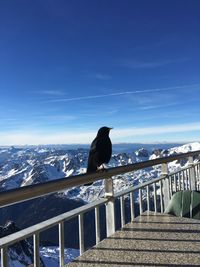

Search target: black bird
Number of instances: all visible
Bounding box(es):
[85,126,113,185]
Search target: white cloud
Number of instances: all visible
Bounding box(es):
[38,115,76,121]
[123,59,171,69]
[34,90,66,96]
[83,72,112,80]
[94,73,112,80]
[122,57,190,69]
[1,122,200,145]
[0,131,93,146]
[139,102,178,110]
[112,122,200,139]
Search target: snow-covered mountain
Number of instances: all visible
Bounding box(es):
[0,142,200,267]
[0,142,200,202]
[41,247,79,267]
[0,147,88,191]
[149,142,200,173]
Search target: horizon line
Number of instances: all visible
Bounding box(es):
[0,140,199,148]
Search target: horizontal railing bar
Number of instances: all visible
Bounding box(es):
[0,150,199,208]
[0,198,107,248]
[168,163,199,177]
[114,161,196,199]
[114,176,165,198]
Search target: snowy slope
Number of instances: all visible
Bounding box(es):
[41,247,79,267]
[168,142,200,154]
[0,148,88,190]
[0,246,79,267]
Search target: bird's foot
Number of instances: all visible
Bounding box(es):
[97,164,108,172]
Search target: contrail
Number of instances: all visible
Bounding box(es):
[43,84,199,103]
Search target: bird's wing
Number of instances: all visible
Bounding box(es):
[94,137,112,164]
[87,137,112,172]
[87,138,99,172]
[104,138,112,163]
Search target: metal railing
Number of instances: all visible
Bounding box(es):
[0,150,200,267]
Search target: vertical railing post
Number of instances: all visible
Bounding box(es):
[198,163,200,190]
[188,156,196,190]
[1,247,8,267]
[130,192,135,221]
[147,185,150,212]
[78,213,85,255]
[105,178,115,237]
[33,233,40,267]
[120,196,125,228]
[95,206,100,244]
[59,222,65,267]
[153,183,157,212]
[161,163,170,211]
[159,180,164,213]
[139,189,143,214]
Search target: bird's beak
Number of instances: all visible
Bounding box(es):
[109,127,113,131]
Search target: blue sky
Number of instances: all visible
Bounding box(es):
[0,0,200,145]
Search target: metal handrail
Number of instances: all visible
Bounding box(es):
[0,150,200,208]
[114,176,165,198]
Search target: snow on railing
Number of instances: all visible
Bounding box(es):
[0,150,200,267]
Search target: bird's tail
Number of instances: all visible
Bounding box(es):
[86,164,97,173]
[84,165,97,186]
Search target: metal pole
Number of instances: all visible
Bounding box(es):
[162,163,170,211]
[147,185,150,212]
[130,192,135,221]
[1,247,8,267]
[139,189,143,214]
[159,180,164,213]
[59,222,65,267]
[120,196,125,228]
[105,178,115,237]
[153,183,157,212]
[33,233,40,267]
[95,206,100,244]
[188,156,196,190]
[78,214,85,255]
